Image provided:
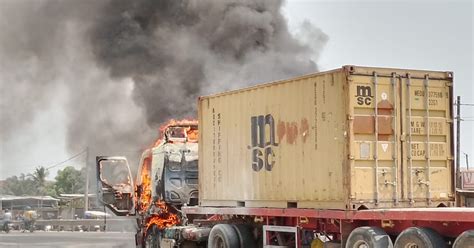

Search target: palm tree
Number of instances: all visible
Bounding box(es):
[30,166,49,195]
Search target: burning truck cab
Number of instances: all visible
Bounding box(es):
[96,120,204,247]
[143,121,199,208]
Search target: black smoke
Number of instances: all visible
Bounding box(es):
[0,0,327,174]
[89,0,327,126]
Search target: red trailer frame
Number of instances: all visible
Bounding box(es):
[183,206,474,246]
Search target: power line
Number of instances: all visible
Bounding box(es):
[45,149,87,170]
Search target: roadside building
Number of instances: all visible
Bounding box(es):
[0,195,59,219]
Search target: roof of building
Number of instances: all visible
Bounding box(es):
[0,195,59,202]
[57,194,96,199]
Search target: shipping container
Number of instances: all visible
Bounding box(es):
[96,65,472,247]
[198,65,454,210]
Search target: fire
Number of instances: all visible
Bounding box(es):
[138,118,195,229]
[186,127,199,142]
[145,200,180,231]
[152,119,198,147]
[137,156,152,213]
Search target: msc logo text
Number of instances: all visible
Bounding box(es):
[355,85,373,106]
[249,114,278,172]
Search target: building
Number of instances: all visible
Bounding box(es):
[0,195,60,219]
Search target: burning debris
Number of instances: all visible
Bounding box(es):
[145,200,180,231]
[153,119,199,147]
[137,155,152,213]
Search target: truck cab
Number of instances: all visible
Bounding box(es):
[96,121,199,216]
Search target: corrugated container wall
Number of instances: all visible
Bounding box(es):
[198,66,454,210]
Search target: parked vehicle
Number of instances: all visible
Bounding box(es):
[96,66,474,247]
[81,210,110,231]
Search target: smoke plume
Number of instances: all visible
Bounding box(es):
[0,0,327,174]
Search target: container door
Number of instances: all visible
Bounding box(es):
[350,72,401,207]
[401,74,453,205]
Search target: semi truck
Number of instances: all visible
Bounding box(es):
[96,66,474,248]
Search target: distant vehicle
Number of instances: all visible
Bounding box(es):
[83,210,111,219]
[81,210,111,232]
[97,66,474,247]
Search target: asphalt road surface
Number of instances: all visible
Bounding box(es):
[0,231,135,248]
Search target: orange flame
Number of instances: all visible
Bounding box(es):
[145,200,180,231]
[136,156,152,213]
[152,119,198,147]
[137,118,195,229]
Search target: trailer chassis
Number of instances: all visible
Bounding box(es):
[182,206,474,247]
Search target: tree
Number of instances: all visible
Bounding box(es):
[30,166,49,195]
[54,166,85,194]
[30,166,48,188]
[43,181,58,197]
[0,174,36,196]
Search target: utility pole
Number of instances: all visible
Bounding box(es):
[84,146,89,212]
[465,152,470,170]
[456,96,461,189]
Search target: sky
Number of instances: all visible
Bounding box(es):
[0,0,472,180]
[283,0,473,166]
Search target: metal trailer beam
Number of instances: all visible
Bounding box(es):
[182,206,474,223]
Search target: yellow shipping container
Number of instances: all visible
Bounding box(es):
[198,65,454,210]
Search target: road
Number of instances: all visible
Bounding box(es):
[0,231,135,248]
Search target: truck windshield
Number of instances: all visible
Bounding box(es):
[99,159,131,186]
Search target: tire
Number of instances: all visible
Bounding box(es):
[394,227,446,248]
[232,224,257,248]
[346,226,393,248]
[208,224,240,248]
[453,230,474,248]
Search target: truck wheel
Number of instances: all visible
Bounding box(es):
[394,227,445,248]
[232,224,256,248]
[453,230,474,248]
[208,224,239,248]
[346,226,393,248]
